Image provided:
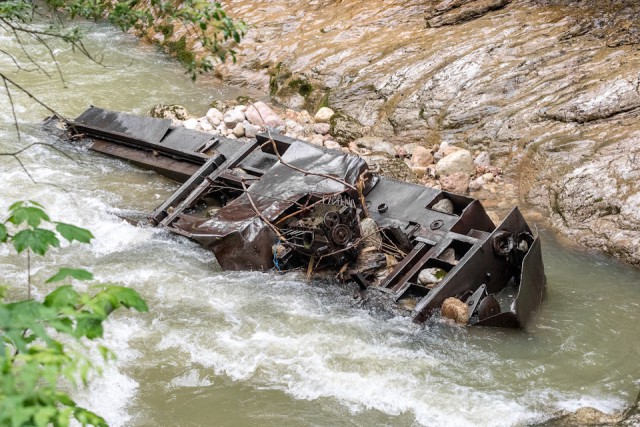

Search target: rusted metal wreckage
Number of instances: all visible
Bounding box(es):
[63,106,546,328]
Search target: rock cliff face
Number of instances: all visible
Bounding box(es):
[146,0,640,265]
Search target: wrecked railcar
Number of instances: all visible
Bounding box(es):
[63,106,546,328]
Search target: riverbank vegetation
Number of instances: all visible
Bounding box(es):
[0,201,148,426]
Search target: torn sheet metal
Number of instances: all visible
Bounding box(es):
[65,106,547,329]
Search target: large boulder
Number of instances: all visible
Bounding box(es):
[245,101,285,127]
[436,149,474,177]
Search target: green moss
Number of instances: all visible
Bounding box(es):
[236,95,256,105]
[157,23,174,38]
[287,78,314,97]
[318,90,330,109]
[166,36,195,65]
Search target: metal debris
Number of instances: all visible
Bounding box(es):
[63,106,547,329]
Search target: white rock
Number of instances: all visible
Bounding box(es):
[468,177,485,192]
[233,122,245,138]
[310,135,325,146]
[360,217,382,249]
[206,108,223,121]
[403,143,418,157]
[314,107,335,123]
[237,105,247,113]
[183,118,198,130]
[431,198,455,214]
[324,140,341,150]
[474,151,491,168]
[216,123,228,134]
[411,146,434,167]
[223,109,245,127]
[313,122,331,135]
[227,134,238,140]
[285,118,305,135]
[244,122,260,138]
[418,268,442,286]
[436,149,474,177]
[482,172,494,182]
[200,121,213,132]
[245,101,285,127]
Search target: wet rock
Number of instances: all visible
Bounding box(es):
[314,107,335,123]
[474,151,491,168]
[432,198,455,214]
[150,104,191,121]
[223,108,246,128]
[183,118,198,130]
[360,217,382,249]
[411,146,434,167]
[436,149,474,177]
[417,268,442,287]
[440,172,469,194]
[551,406,623,426]
[441,297,469,325]
[361,153,419,184]
[313,122,330,135]
[245,101,285,127]
[329,112,364,145]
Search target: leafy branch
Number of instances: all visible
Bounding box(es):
[0,201,148,427]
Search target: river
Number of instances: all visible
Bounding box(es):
[0,21,639,427]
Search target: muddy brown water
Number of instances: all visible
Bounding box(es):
[0,21,639,427]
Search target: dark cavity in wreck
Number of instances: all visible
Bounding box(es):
[60,106,546,329]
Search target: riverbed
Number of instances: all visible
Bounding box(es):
[0,21,639,427]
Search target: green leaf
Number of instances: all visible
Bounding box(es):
[0,223,7,243]
[44,285,80,308]
[9,205,50,228]
[12,228,60,255]
[101,286,149,312]
[46,268,93,283]
[75,318,103,340]
[55,222,94,244]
